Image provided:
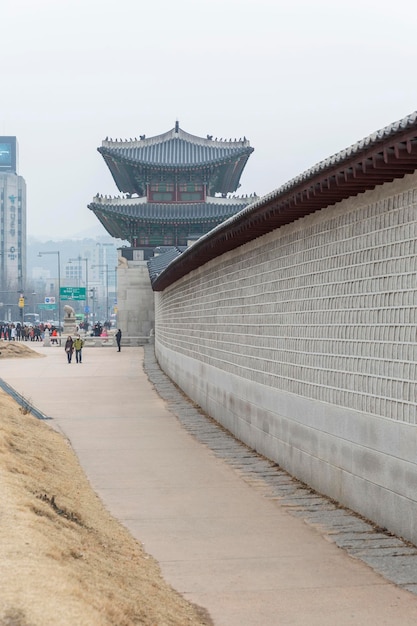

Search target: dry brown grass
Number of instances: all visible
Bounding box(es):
[0,341,43,359]
[0,344,212,626]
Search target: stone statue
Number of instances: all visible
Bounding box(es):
[63,304,77,336]
[64,304,76,318]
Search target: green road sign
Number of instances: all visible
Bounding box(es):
[60,287,86,301]
[39,303,57,310]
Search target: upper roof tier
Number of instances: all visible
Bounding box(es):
[98,123,254,196]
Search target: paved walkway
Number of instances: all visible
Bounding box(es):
[2,342,417,625]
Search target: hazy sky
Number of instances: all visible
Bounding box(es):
[2,0,417,240]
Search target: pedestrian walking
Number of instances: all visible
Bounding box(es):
[115,328,122,352]
[51,327,58,345]
[73,334,84,363]
[64,335,74,363]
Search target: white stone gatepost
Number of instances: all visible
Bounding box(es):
[116,252,154,340]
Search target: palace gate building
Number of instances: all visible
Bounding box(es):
[88,123,256,336]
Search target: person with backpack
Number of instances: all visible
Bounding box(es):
[73,334,84,364]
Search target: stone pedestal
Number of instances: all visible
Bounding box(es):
[63,316,77,336]
[43,328,51,347]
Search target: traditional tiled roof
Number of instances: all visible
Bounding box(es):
[98,123,254,195]
[100,125,252,167]
[87,195,255,241]
[147,247,187,284]
[151,109,417,291]
[88,195,253,222]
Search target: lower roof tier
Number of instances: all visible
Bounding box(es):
[87,195,256,244]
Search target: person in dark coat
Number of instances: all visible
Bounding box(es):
[115,328,122,352]
[64,335,74,363]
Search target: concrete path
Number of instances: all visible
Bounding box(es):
[2,342,417,625]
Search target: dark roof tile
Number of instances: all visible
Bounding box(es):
[100,125,253,168]
[88,197,253,222]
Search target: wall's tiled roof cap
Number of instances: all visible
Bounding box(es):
[151,109,417,291]
[147,247,187,284]
[257,110,417,206]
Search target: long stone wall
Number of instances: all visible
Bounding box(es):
[154,171,417,544]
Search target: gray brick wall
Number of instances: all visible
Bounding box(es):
[154,172,417,543]
[156,175,417,425]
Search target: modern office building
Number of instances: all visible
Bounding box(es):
[63,240,118,322]
[0,136,26,297]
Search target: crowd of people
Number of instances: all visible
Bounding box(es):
[1,320,122,358]
[91,321,111,336]
[0,321,60,342]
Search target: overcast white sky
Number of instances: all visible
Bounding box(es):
[2,0,417,240]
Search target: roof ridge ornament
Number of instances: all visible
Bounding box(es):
[175,120,179,133]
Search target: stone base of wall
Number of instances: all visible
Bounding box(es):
[156,341,417,545]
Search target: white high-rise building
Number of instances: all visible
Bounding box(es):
[0,137,26,292]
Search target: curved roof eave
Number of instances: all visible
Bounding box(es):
[99,149,253,195]
[101,124,252,150]
[152,110,417,292]
[98,145,253,170]
[87,197,254,222]
[90,209,126,240]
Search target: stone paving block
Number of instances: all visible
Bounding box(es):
[360,555,417,586]
[331,532,403,548]
[351,546,417,558]
[279,496,329,508]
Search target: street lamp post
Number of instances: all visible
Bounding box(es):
[38,250,61,332]
[89,287,96,324]
[91,264,109,322]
